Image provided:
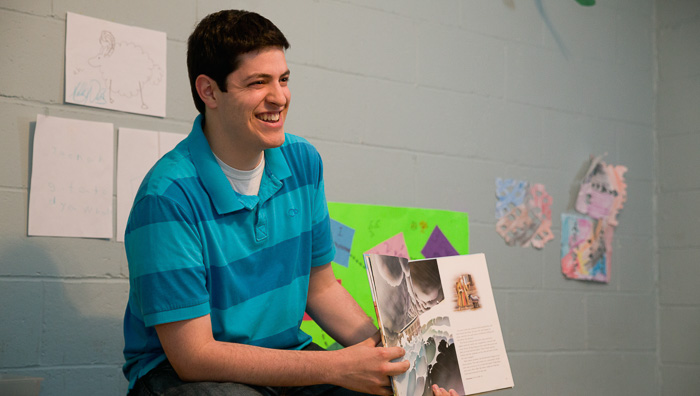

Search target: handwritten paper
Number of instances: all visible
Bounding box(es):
[116,128,185,241]
[28,114,114,238]
[330,219,355,268]
[65,12,167,117]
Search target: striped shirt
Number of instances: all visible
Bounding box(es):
[122,115,335,389]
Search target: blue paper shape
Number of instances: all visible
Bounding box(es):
[330,218,355,267]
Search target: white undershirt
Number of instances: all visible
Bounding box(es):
[214,154,265,196]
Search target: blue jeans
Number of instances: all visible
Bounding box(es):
[128,343,374,396]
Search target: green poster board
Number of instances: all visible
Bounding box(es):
[300,202,469,349]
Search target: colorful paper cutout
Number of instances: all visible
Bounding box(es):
[495,180,554,249]
[575,155,628,227]
[560,213,612,283]
[330,219,355,268]
[300,203,469,349]
[495,178,529,219]
[365,232,410,259]
[421,226,460,258]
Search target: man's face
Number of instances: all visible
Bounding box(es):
[216,47,290,154]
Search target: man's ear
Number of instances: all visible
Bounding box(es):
[195,75,219,110]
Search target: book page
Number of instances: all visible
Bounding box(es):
[435,254,514,395]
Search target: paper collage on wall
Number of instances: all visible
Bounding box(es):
[300,203,469,349]
[65,12,167,117]
[561,155,627,283]
[494,178,554,249]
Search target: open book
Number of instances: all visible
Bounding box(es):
[363,253,514,396]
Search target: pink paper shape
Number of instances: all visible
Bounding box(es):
[365,232,409,259]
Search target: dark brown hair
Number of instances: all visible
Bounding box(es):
[186,10,290,114]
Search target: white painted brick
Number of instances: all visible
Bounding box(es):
[314,140,418,208]
[285,65,371,144]
[658,190,700,248]
[414,155,508,224]
[165,40,199,122]
[541,110,619,177]
[658,19,700,81]
[657,76,700,134]
[0,100,46,189]
[53,0,197,42]
[616,235,655,292]
[615,12,653,72]
[616,121,654,181]
[41,281,127,365]
[334,0,461,26]
[615,0,653,16]
[0,0,52,15]
[661,365,700,395]
[587,293,656,350]
[382,86,484,158]
[0,10,64,104]
[18,366,128,396]
[613,179,653,238]
[313,2,416,83]
[417,22,505,97]
[506,291,586,351]
[460,0,543,45]
[548,353,658,395]
[499,353,548,395]
[540,0,617,62]
[659,248,700,305]
[470,100,544,167]
[660,307,700,364]
[659,133,700,192]
[657,0,700,28]
[195,0,318,64]
[0,280,42,367]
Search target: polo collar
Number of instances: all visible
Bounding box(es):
[187,114,291,215]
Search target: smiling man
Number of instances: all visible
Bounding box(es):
[122,10,409,396]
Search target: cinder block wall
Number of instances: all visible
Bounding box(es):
[656,2,700,394]
[0,1,672,395]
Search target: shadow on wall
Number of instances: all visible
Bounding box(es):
[0,239,130,396]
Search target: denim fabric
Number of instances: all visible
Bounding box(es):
[128,343,375,396]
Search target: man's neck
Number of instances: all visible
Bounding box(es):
[202,117,263,171]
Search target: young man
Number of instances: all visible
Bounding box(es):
[122,10,409,396]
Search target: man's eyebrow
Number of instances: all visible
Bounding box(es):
[245,70,291,80]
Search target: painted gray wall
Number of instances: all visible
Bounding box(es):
[656,1,700,395]
[0,1,686,395]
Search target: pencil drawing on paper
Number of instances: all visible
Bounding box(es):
[84,30,163,110]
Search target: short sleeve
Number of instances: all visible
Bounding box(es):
[125,194,210,327]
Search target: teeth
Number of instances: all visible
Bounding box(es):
[258,113,280,122]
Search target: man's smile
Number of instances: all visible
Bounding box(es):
[257,112,281,122]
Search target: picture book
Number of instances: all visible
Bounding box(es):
[363,253,513,396]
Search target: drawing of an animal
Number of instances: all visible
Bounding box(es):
[88,30,163,109]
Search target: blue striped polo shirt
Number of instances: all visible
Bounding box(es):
[122,115,336,389]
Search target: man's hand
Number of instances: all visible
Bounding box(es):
[431,384,460,396]
[332,336,410,395]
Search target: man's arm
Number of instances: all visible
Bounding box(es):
[305,263,381,347]
[155,310,408,395]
